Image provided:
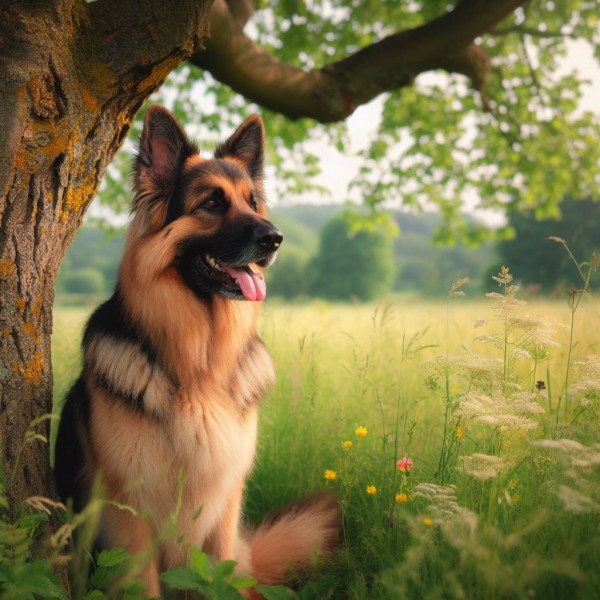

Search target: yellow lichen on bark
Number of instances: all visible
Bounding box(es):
[12,350,45,386]
[23,322,41,345]
[135,53,183,96]
[0,259,16,278]
[14,120,71,174]
[81,88,100,113]
[30,297,43,318]
[16,298,26,314]
[63,171,98,217]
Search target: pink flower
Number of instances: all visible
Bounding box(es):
[396,456,413,473]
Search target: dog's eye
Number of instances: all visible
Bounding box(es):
[249,193,258,212]
[200,188,226,211]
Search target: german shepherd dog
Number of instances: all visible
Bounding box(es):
[54,106,339,596]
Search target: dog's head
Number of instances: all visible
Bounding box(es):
[130,105,282,302]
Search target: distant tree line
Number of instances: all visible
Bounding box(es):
[56,206,492,302]
[488,197,600,293]
[57,199,598,303]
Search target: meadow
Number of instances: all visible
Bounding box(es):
[50,272,600,599]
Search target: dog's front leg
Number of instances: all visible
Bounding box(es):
[209,479,245,562]
[102,504,161,598]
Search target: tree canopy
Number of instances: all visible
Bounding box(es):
[97,0,600,244]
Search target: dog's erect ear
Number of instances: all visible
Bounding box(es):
[214,115,264,181]
[130,106,197,232]
[133,105,197,201]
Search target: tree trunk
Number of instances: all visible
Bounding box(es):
[0,0,212,513]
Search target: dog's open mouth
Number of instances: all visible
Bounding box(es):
[202,254,266,302]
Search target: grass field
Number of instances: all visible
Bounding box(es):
[51,280,600,598]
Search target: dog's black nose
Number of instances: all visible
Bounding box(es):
[254,223,283,252]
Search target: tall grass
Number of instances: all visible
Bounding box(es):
[46,267,600,598]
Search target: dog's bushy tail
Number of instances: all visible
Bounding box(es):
[243,492,341,586]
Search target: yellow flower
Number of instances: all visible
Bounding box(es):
[366,485,377,495]
[342,440,353,449]
[355,426,368,438]
[423,517,433,527]
[324,469,337,481]
[455,426,464,441]
[395,493,408,504]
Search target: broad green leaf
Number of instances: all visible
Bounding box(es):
[189,547,212,578]
[96,547,130,568]
[213,559,237,581]
[254,584,297,600]
[160,567,207,591]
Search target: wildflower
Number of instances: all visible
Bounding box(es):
[423,517,433,526]
[324,469,337,481]
[355,426,368,438]
[366,485,377,495]
[396,456,413,472]
[342,440,353,449]
[395,493,408,504]
[455,426,464,441]
[535,380,546,391]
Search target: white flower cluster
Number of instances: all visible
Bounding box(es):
[531,438,600,514]
[414,482,476,523]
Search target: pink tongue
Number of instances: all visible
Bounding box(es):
[222,265,266,301]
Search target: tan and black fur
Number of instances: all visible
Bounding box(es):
[54,106,340,596]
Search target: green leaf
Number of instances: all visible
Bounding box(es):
[231,574,258,590]
[212,576,245,599]
[160,567,207,592]
[122,580,150,600]
[297,577,337,599]
[213,559,237,581]
[85,590,108,600]
[254,584,297,600]
[1,561,68,600]
[96,547,130,568]
[189,547,212,578]
[90,557,130,589]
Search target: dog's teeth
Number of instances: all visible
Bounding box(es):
[204,254,223,272]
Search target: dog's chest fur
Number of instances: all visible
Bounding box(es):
[82,293,275,533]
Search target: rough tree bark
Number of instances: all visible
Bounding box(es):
[0,0,212,512]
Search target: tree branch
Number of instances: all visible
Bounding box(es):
[191,0,526,122]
